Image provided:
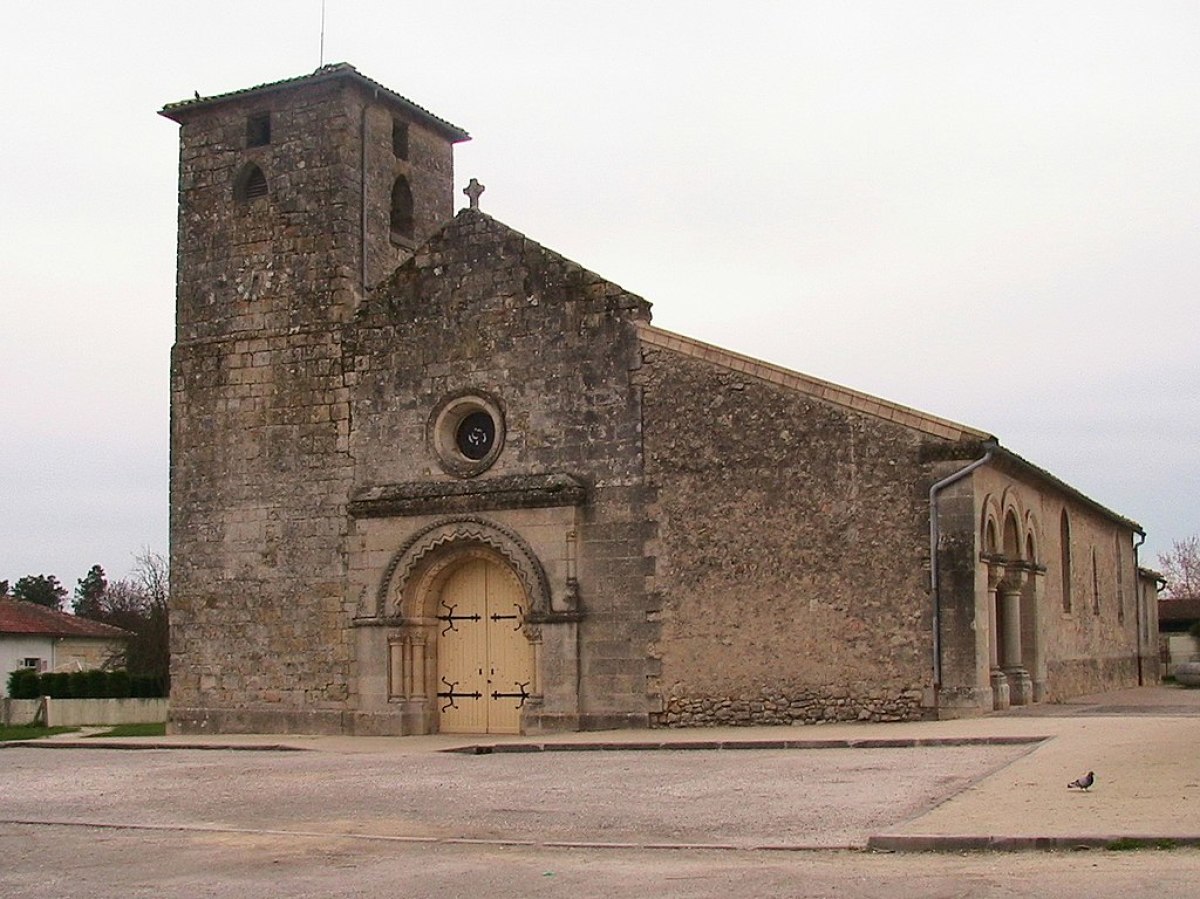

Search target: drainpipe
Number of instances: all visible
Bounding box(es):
[929,439,998,688]
[1133,531,1146,683]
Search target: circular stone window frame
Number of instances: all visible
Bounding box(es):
[429,391,506,478]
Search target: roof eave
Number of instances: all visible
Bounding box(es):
[160,64,470,143]
[991,445,1143,535]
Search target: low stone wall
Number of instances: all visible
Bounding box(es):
[658,689,928,728]
[2,699,40,726]
[2,697,167,727]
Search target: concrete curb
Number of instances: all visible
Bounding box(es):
[1,734,1048,754]
[444,735,1048,754]
[14,818,1196,854]
[0,740,309,752]
[867,834,1200,852]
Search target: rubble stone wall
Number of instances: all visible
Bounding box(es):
[640,344,944,726]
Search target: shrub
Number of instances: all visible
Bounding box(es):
[43,672,72,698]
[4,669,165,700]
[83,669,108,698]
[6,668,40,700]
[107,669,131,698]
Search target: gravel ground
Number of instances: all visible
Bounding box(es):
[5,742,1200,898]
[0,744,1029,848]
[5,823,1200,899]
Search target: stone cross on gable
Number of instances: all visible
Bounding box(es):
[463,177,485,210]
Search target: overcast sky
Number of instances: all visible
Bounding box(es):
[1,1,1197,591]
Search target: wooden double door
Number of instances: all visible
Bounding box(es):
[435,558,533,734]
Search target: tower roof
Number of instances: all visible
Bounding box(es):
[160,63,470,143]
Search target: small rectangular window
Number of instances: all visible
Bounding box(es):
[247,112,271,147]
[392,119,409,159]
[21,657,43,670]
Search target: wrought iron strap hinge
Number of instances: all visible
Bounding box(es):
[491,682,531,708]
[437,600,481,636]
[437,677,482,711]
[489,604,524,630]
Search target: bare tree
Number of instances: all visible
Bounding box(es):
[1158,536,1200,602]
[75,550,169,690]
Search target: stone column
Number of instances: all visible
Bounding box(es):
[1001,568,1033,705]
[1028,565,1047,702]
[397,625,433,734]
[986,561,1010,710]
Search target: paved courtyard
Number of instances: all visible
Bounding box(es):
[0,742,1029,850]
[3,686,1200,897]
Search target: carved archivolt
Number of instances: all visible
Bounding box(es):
[377,515,551,617]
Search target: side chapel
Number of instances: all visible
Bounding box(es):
[161,65,1160,735]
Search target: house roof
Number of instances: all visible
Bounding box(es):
[0,598,131,640]
[1159,597,1200,625]
[160,63,471,143]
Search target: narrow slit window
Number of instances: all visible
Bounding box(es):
[392,119,409,159]
[1115,535,1125,624]
[1060,510,1072,612]
[247,112,271,147]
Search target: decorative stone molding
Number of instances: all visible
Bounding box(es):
[349,473,587,518]
[375,515,552,617]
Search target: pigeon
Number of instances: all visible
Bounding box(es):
[1067,771,1095,791]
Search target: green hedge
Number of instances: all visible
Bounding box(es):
[6,668,166,700]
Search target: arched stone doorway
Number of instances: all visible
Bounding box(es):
[434,553,534,734]
[376,517,550,735]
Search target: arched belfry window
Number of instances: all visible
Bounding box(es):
[234,162,268,203]
[390,175,414,241]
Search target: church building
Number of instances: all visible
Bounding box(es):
[160,65,1159,735]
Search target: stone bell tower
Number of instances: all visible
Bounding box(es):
[159,66,469,733]
[161,63,470,338]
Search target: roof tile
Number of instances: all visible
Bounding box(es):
[0,598,131,639]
